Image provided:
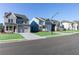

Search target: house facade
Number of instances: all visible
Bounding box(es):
[3,12,79,33]
[30,17,58,32]
[51,20,61,31]
[61,21,78,30]
[72,22,78,30]
[4,12,29,33]
[73,21,79,30]
[30,17,46,32]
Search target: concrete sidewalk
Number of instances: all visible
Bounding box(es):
[19,33,43,40]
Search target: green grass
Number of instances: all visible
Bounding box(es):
[0,33,24,40]
[62,30,79,33]
[35,30,79,36]
[35,32,59,36]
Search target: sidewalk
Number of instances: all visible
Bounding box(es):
[19,33,43,40]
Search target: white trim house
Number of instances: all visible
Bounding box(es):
[61,21,78,30]
[4,12,30,33]
[30,17,60,32]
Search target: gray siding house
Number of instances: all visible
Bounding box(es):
[30,17,57,32]
[4,12,29,33]
[50,20,61,31]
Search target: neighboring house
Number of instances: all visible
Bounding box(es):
[30,17,57,32]
[30,17,45,32]
[51,20,61,31]
[61,21,73,30]
[45,19,55,32]
[4,12,29,33]
[72,22,78,30]
[61,21,78,30]
[73,21,79,30]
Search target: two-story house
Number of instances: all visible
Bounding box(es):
[4,12,29,33]
[61,20,78,30]
[30,17,45,32]
[30,17,56,32]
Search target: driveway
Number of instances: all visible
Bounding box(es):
[0,33,79,54]
[19,33,42,40]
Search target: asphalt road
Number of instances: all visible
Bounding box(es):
[0,33,79,55]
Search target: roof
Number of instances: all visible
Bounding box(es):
[4,12,29,22]
[14,13,29,22]
[73,21,79,24]
[35,17,45,21]
[4,12,12,18]
[61,20,73,23]
[35,17,60,24]
[49,20,60,25]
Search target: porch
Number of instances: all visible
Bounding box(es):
[4,25,16,33]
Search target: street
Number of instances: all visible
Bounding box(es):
[0,33,79,55]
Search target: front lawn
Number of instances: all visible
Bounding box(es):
[62,30,79,33]
[35,32,59,36]
[34,30,79,37]
[0,33,24,40]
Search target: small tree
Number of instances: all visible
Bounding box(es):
[0,23,3,33]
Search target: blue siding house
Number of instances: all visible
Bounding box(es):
[30,17,56,32]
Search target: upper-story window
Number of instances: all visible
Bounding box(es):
[8,19,13,23]
[16,17,23,24]
[11,19,13,23]
[8,19,10,23]
[39,20,44,25]
[16,19,23,24]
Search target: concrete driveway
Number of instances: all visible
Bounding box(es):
[0,33,79,55]
[19,33,42,40]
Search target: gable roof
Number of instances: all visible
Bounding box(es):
[4,12,29,22]
[4,12,12,18]
[35,17,45,21]
[61,20,73,23]
[14,13,29,22]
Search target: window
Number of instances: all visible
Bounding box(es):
[8,19,10,23]
[39,21,43,25]
[11,19,13,23]
[16,19,23,24]
[8,19,13,23]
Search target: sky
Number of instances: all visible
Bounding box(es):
[0,3,79,23]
